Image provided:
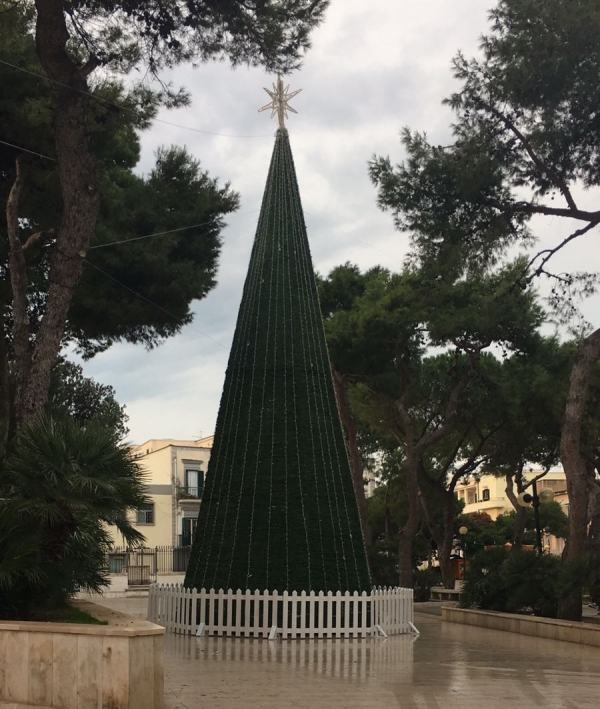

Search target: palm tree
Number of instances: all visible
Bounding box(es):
[0,416,147,619]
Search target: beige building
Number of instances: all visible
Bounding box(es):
[110,436,214,549]
[455,466,569,554]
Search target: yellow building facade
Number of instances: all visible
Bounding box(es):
[455,466,569,554]
[109,436,214,549]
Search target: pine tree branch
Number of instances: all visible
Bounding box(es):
[22,228,56,252]
[435,431,470,483]
[519,202,600,222]
[480,99,578,212]
[524,222,598,281]
[419,363,474,450]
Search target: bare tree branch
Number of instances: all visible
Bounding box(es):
[524,222,599,282]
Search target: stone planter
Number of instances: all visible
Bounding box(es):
[0,602,164,709]
[442,606,600,647]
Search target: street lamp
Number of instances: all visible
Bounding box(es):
[458,525,468,581]
[517,480,555,555]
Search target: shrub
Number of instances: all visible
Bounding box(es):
[0,417,147,619]
[414,567,442,602]
[460,548,561,618]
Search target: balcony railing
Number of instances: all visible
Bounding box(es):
[177,485,202,500]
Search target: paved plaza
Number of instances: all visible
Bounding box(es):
[95,598,600,708]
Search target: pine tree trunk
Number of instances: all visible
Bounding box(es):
[6,157,31,422]
[587,482,600,606]
[0,301,9,456]
[505,472,526,547]
[398,452,420,588]
[512,507,527,548]
[18,0,100,425]
[439,493,456,589]
[558,327,600,621]
[419,485,455,588]
[332,368,372,551]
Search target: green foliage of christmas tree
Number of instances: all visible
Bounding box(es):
[185,129,371,593]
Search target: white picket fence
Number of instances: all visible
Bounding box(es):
[148,585,416,639]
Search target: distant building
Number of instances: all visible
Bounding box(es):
[109,436,214,549]
[455,466,568,554]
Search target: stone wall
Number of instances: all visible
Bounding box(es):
[442,606,600,647]
[0,604,164,709]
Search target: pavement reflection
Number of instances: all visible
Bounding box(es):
[163,614,600,708]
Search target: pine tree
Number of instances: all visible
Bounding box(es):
[185,130,371,593]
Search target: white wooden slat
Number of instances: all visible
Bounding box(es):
[325,592,333,639]
[237,589,245,637]
[253,589,261,637]
[174,587,180,634]
[197,588,205,629]
[281,591,289,640]
[217,588,225,636]
[334,591,341,637]
[264,591,281,638]
[299,591,307,639]
[191,587,198,634]
[290,591,298,639]
[351,591,358,638]
[208,588,216,636]
[317,591,325,639]
[166,586,175,631]
[223,588,233,635]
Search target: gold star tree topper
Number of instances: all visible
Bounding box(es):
[259,75,302,130]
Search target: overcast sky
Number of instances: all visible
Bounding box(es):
[76,0,600,444]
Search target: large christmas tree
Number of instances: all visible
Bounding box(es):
[185,95,370,593]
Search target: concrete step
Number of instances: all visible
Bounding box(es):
[127,585,150,593]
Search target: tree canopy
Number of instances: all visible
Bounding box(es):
[47,358,129,440]
[367,0,600,618]
[32,0,330,76]
[319,260,544,587]
[1,0,329,428]
[1,1,242,439]
[1,9,240,356]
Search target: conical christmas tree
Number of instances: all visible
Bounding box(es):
[185,126,371,593]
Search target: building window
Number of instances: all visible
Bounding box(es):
[181,517,198,547]
[184,468,204,498]
[136,504,154,525]
[482,489,490,501]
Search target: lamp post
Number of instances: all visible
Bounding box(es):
[459,525,468,581]
[517,480,555,555]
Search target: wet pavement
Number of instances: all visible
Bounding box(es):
[94,599,600,708]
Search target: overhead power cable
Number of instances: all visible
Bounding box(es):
[89,220,218,249]
[0,138,56,161]
[89,209,259,250]
[0,59,271,139]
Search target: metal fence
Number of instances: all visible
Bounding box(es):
[148,585,417,639]
[107,546,191,585]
